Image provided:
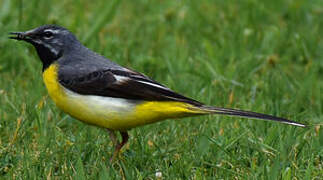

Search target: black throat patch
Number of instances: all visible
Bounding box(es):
[34,43,62,71]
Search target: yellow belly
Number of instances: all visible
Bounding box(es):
[42,64,204,130]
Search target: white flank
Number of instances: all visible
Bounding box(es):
[62,86,138,117]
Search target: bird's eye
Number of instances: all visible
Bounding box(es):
[43,31,54,39]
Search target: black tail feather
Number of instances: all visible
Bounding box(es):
[201,106,306,127]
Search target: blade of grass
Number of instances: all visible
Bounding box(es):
[82,0,122,44]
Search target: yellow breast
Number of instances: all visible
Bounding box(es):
[42,64,67,110]
[42,64,204,130]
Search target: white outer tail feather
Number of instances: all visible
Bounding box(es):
[200,105,306,127]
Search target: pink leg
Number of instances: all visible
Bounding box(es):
[107,129,129,162]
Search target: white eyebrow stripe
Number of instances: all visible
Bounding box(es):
[44,29,61,34]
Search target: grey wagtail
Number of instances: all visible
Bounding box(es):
[10,25,306,160]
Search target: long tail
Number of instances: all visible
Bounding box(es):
[194,105,306,127]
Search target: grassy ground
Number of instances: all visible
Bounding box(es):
[0,0,322,179]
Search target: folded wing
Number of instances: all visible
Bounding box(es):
[58,67,203,106]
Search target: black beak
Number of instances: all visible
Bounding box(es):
[9,31,35,42]
[9,32,26,40]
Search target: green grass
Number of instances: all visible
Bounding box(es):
[1,0,322,179]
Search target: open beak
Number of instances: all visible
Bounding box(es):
[9,32,27,40]
[9,31,35,43]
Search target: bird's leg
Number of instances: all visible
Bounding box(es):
[107,129,118,144]
[107,129,118,162]
[117,131,129,152]
[112,131,129,160]
[107,129,129,162]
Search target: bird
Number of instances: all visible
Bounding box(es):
[9,25,306,161]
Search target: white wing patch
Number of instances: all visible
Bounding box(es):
[114,75,129,84]
[135,80,170,90]
[114,74,170,90]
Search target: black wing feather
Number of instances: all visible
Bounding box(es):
[58,67,203,106]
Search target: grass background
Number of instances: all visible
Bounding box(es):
[0,0,322,179]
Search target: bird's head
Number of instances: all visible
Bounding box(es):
[10,25,80,70]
